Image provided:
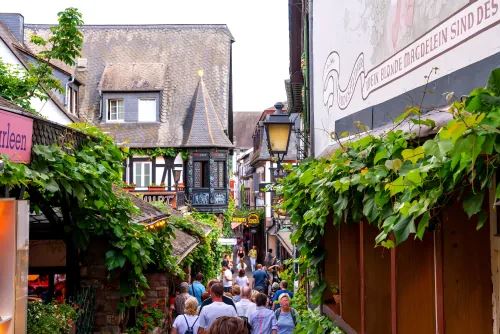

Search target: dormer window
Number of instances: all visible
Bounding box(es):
[108,99,124,121]
[138,98,157,122]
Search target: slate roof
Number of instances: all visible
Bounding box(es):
[233,112,261,149]
[0,22,78,122]
[24,24,234,148]
[98,63,167,91]
[184,77,233,148]
[171,227,199,263]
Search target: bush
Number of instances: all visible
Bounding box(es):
[27,301,77,334]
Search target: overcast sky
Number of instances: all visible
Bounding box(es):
[2,0,290,112]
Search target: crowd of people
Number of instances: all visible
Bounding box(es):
[169,247,297,334]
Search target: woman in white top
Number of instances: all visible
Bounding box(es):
[172,296,200,334]
[235,268,249,287]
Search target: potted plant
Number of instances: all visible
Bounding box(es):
[148,183,165,192]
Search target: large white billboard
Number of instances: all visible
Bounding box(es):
[312,0,500,156]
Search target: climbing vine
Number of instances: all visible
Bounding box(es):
[278,68,500,302]
[124,147,188,160]
[0,123,180,308]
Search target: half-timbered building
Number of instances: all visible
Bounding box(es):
[24,24,234,213]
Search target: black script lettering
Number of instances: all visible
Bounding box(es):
[21,134,26,151]
[15,134,21,149]
[9,133,15,149]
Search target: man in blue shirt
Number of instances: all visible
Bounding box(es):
[272,280,294,310]
[188,272,206,304]
[252,264,269,291]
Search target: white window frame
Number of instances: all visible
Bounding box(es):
[138,98,157,122]
[107,99,125,122]
[133,161,152,187]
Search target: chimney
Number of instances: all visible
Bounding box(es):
[0,13,24,43]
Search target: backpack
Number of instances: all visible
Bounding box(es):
[275,308,298,326]
[182,315,198,334]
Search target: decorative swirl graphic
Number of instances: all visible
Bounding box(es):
[322,51,368,113]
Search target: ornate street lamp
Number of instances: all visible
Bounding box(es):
[263,102,293,175]
[173,169,182,190]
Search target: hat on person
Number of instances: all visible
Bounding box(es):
[272,282,280,291]
[278,293,291,303]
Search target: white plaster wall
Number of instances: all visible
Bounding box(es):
[0,40,72,125]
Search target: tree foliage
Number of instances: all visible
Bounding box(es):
[278,68,500,303]
[0,7,83,113]
[0,124,181,308]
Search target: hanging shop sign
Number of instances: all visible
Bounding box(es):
[0,109,34,163]
[232,216,247,224]
[247,213,260,226]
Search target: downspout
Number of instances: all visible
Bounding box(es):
[98,90,103,120]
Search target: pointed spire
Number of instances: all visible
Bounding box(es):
[184,75,233,148]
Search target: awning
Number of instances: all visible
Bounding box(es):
[171,227,200,264]
[276,229,293,255]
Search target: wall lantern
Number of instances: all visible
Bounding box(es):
[263,102,293,168]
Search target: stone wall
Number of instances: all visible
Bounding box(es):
[80,238,171,333]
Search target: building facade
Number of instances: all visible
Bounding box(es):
[24,23,235,212]
[292,0,500,333]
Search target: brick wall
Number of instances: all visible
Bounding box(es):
[80,239,171,333]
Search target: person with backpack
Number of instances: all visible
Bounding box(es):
[274,294,298,334]
[171,297,200,334]
[189,272,206,304]
[235,286,257,331]
[249,293,278,334]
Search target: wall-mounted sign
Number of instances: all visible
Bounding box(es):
[312,0,500,155]
[142,192,176,205]
[0,109,33,163]
[218,238,237,245]
[247,213,260,226]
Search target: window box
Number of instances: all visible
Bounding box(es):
[148,184,165,192]
[123,184,136,191]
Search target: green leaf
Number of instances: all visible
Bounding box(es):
[374,147,388,164]
[385,158,403,172]
[401,146,425,164]
[476,211,487,230]
[45,179,59,192]
[386,176,405,196]
[416,212,430,240]
[496,182,500,199]
[406,169,422,186]
[463,192,484,218]
[381,239,395,248]
[410,118,436,128]
[487,68,500,96]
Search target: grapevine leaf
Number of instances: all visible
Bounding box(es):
[463,192,484,218]
[402,146,424,164]
[416,212,430,240]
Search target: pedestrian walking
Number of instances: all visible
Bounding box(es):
[236,268,249,287]
[199,280,236,312]
[249,245,258,271]
[271,281,294,310]
[264,249,276,268]
[249,293,278,334]
[236,286,257,318]
[232,285,242,303]
[189,272,206,304]
[274,294,298,334]
[198,283,237,333]
[171,297,200,334]
[237,258,248,272]
[173,282,191,316]
[206,316,249,334]
[222,264,233,292]
[237,246,245,266]
[252,264,268,292]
